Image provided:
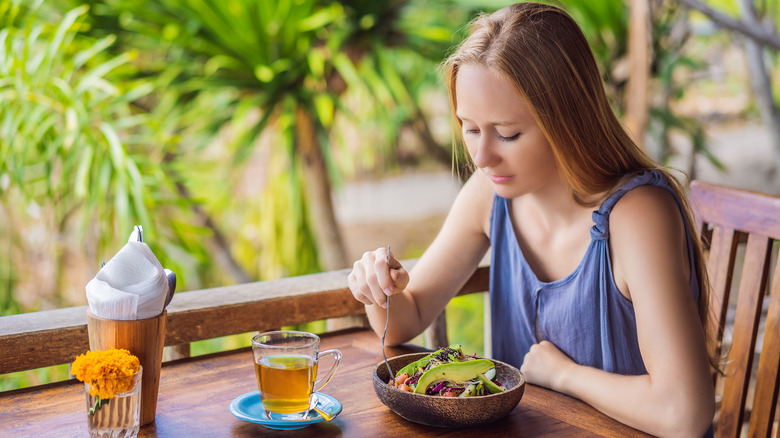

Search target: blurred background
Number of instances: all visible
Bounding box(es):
[2,0,778,388]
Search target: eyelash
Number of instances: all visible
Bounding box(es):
[463,130,520,142]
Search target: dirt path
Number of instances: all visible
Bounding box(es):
[334,171,459,261]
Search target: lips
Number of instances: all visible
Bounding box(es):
[488,174,512,184]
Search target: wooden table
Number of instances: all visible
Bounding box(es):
[1,328,652,437]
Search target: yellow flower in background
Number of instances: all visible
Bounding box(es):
[72,348,140,399]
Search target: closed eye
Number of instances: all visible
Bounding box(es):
[464,129,479,135]
[499,133,520,142]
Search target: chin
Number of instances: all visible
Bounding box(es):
[492,186,525,199]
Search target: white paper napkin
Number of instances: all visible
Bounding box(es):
[86,226,172,320]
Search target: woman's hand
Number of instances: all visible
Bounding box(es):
[520,340,576,392]
[348,247,409,308]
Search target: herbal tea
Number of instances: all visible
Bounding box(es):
[255,355,319,414]
[251,331,341,420]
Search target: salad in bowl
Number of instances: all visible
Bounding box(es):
[373,345,525,427]
[387,345,506,397]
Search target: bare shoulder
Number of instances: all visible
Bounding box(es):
[608,184,685,238]
[608,184,689,299]
[451,171,496,237]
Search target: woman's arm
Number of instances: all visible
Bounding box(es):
[521,185,715,438]
[348,172,493,345]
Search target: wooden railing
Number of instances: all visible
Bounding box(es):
[0,260,490,377]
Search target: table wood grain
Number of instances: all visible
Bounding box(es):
[0,328,653,437]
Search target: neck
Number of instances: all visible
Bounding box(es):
[520,177,592,233]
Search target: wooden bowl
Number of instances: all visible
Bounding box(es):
[372,353,525,427]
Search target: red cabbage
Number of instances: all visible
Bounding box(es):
[429,381,447,394]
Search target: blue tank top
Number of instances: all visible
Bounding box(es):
[489,170,700,375]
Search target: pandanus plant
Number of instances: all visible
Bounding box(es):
[0,1,186,310]
[63,0,462,280]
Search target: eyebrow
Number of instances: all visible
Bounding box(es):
[456,115,519,126]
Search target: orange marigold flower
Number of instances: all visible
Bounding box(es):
[72,348,140,399]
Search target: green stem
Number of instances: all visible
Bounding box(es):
[88,396,109,416]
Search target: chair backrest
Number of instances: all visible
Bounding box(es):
[689,180,780,438]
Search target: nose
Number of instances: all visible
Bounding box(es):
[471,136,500,169]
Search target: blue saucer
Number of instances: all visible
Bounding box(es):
[229,391,342,430]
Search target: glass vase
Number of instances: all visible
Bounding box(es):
[84,366,142,438]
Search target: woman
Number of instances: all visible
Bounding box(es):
[347,3,715,437]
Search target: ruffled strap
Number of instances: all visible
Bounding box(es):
[590,170,670,241]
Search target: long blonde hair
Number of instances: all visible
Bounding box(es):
[443,2,719,370]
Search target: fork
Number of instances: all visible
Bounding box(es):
[382,244,393,379]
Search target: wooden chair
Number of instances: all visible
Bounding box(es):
[690,180,780,438]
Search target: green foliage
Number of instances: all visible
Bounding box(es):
[552,0,628,76]
[49,0,479,282]
[0,4,154,236]
[248,142,321,279]
[648,2,724,170]
[0,364,70,391]
[190,332,255,357]
[0,1,224,307]
[41,0,346,280]
[1,1,486,387]
[445,293,485,356]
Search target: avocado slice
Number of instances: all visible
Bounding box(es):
[459,383,478,397]
[477,372,505,394]
[395,344,463,378]
[413,358,494,394]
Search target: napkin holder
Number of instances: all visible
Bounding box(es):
[86,309,167,426]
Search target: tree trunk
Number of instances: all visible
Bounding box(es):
[409,105,451,166]
[624,0,652,149]
[295,106,349,271]
[163,151,252,285]
[174,179,251,284]
[738,0,780,180]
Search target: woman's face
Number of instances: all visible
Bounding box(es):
[455,63,560,199]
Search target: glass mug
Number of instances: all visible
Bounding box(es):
[251,330,342,420]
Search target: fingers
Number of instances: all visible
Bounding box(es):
[387,250,410,292]
[348,264,373,306]
[374,247,395,297]
[365,249,391,307]
[347,247,400,308]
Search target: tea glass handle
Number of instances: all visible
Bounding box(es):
[313,348,342,393]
